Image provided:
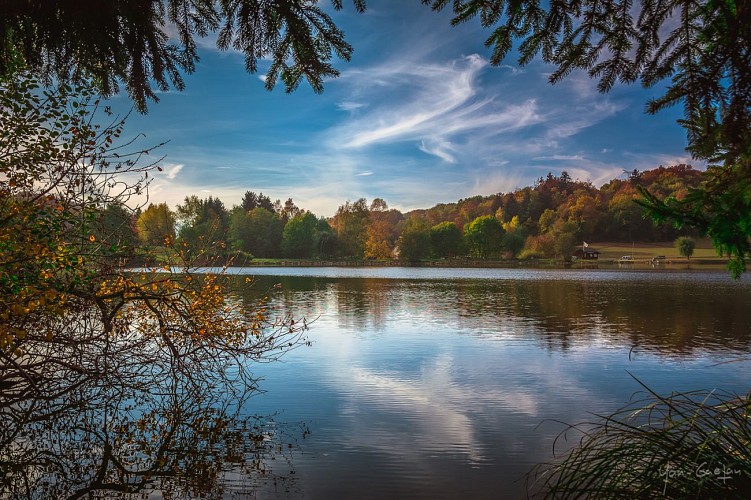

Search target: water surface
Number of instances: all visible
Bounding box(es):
[215,267,751,499]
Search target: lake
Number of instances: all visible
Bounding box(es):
[201,267,751,499]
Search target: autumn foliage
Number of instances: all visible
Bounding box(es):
[0,74,305,394]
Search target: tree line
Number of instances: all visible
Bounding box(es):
[126,165,703,263]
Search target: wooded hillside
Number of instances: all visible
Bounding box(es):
[127,165,704,263]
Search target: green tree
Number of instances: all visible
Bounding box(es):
[675,236,696,261]
[244,206,283,258]
[538,208,557,234]
[369,198,388,212]
[176,195,229,256]
[554,232,578,262]
[464,215,504,259]
[330,198,369,258]
[229,207,284,258]
[500,215,526,257]
[430,221,465,258]
[607,190,645,241]
[280,198,303,223]
[241,191,275,213]
[315,218,340,258]
[94,203,139,255]
[1,1,366,112]
[398,217,431,262]
[503,230,527,258]
[136,203,176,247]
[281,212,318,259]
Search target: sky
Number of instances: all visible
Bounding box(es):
[110,0,698,218]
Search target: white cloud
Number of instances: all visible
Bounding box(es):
[337,101,368,112]
[499,64,525,76]
[163,163,184,180]
[624,152,706,171]
[470,171,526,197]
[534,154,586,161]
[558,69,601,99]
[328,54,543,161]
[544,101,626,140]
[419,139,457,163]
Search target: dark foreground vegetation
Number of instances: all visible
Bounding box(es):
[529,380,751,499]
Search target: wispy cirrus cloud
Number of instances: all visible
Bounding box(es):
[419,138,458,163]
[544,101,627,140]
[327,54,544,162]
[534,154,586,161]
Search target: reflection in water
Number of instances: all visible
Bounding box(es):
[231,269,751,498]
[238,270,751,356]
[0,291,306,499]
[5,269,750,498]
[0,374,302,498]
[331,353,540,465]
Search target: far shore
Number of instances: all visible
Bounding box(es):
[230,257,727,269]
[134,239,730,271]
[224,239,730,269]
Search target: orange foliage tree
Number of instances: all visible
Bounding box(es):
[0,74,306,397]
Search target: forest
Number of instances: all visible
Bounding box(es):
[126,164,703,263]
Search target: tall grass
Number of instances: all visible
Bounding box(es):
[529,376,751,498]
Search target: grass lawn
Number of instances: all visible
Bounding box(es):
[590,238,725,262]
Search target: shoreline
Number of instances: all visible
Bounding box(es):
[223,257,728,269]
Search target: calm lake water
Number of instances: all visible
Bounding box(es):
[204,268,750,498]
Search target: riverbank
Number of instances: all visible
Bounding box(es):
[237,239,728,268]
[138,239,729,270]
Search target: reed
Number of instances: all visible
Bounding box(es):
[530,375,751,498]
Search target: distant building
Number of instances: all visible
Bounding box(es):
[574,246,600,260]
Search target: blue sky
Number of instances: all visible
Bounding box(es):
[112,1,697,218]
